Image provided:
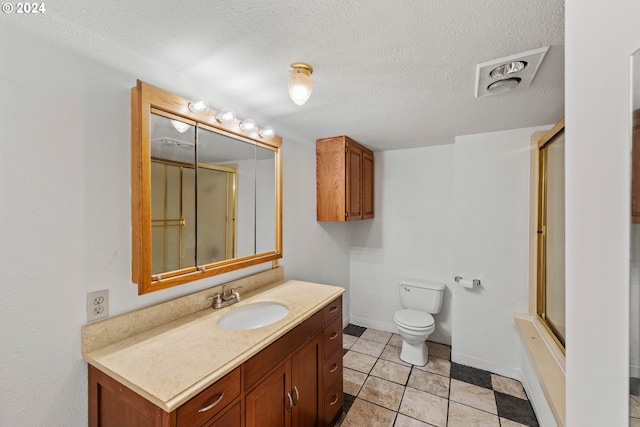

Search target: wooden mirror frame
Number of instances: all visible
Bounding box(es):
[131,80,283,294]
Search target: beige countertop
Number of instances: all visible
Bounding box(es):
[83,279,344,412]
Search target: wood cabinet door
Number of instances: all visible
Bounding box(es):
[316,137,347,222]
[291,334,322,427]
[245,360,292,427]
[346,142,363,220]
[362,150,374,219]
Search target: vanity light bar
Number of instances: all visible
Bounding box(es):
[189,98,276,140]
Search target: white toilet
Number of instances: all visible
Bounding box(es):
[393,278,445,366]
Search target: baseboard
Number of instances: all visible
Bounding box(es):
[348,316,397,334]
[450,351,522,381]
[428,332,452,346]
[347,316,452,346]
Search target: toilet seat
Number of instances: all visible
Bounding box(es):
[394,309,434,330]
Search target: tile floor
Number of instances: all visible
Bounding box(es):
[338,324,539,427]
[629,378,640,426]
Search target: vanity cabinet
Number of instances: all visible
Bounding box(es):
[321,297,344,426]
[88,295,343,427]
[316,136,374,221]
[88,365,241,427]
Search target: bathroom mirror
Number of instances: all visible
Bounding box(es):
[132,80,282,294]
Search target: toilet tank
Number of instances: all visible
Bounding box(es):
[399,278,445,313]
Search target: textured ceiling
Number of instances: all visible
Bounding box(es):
[7,0,564,151]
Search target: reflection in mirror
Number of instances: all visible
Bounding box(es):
[149,114,196,274]
[197,125,256,260]
[256,146,276,254]
[131,80,282,294]
[631,47,640,415]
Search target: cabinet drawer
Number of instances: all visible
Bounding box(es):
[323,316,342,360]
[323,296,342,326]
[323,377,343,427]
[323,344,343,394]
[176,367,240,427]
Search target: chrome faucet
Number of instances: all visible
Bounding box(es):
[209,285,243,309]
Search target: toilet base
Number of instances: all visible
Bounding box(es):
[399,340,429,366]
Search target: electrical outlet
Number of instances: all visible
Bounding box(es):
[87,290,109,322]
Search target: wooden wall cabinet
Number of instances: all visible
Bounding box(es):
[88,296,343,427]
[316,136,374,221]
[632,110,640,223]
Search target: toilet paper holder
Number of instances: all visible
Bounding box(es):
[454,276,481,287]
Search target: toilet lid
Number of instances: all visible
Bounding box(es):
[394,309,434,329]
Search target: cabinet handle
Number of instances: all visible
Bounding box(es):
[292,386,299,406]
[329,363,338,373]
[329,332,338,340]
[198,392,224,413]
[287,392,293,413]
[329,394,339,406]
[329,306,338,313]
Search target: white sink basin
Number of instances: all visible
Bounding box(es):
[217,302,289,331]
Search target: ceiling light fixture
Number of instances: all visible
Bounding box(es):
[215,107,236,124]
[258,126,276,140]
[474,46,549,97]
[188,98,209,114]
[288,63,314,106]
[170,120,191,134]
[489,61,528,78]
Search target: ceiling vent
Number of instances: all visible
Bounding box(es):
[474,46,550,97]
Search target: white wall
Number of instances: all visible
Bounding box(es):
[281,138,352,320]
[451,126,549,379]
[349,145,455,342]
[565,1,640,425]
[0,22,350,426]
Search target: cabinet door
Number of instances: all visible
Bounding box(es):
[291,334,322,427]
[362,150,374,219]
[346,142,363,220]
[245,360,292,427]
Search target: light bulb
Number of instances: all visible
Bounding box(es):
[489,61,527,78]
[258,126,275,139]
[288,63,314,106]
[239,119,257,132]
[188,98,209,113]
[170,120,191,134]
[215,107,236,124]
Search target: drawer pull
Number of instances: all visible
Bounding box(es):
[329,394,339,406]
[329,306,338,313]
[287,392,293,413]
[329,363,338,373]
[292,386,299,406]
[198,392,224,413]
[329,332,338,340]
